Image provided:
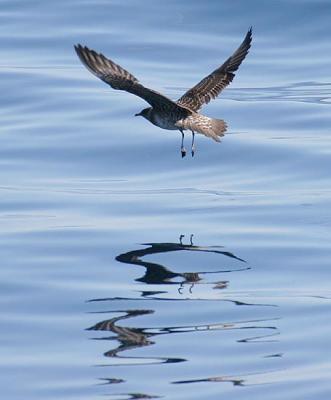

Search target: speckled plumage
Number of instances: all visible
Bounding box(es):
[75,28,252,156]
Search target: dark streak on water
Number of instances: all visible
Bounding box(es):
[0,1,331,399]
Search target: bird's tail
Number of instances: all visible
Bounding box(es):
[184,115,227,142]
[209,118,227,141]
[179,114,227,142]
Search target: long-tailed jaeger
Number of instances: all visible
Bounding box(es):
[75,28,252,157]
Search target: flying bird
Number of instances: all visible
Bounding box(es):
[75,28,252,157]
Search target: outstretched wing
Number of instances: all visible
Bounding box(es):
[177,28,252,112]
[74,44,191,117]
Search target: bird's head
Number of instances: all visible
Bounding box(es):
[135,107,152,120]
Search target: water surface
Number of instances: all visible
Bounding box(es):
[1,1,331,399]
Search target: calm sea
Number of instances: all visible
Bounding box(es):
[1,1,331,399]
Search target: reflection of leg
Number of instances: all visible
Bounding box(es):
[190,234,194,246]
[180,130,186,158]
[178,283,184,294]
[179,234,185,245]
[191,131,195,157]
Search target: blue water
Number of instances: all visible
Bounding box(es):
[1,1,331,399]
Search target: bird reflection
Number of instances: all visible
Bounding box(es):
[173,375,245,386]
[87,310,155,358]
[87,235,280,397]
[88,308,278,364]
[88,309,185,365]
[115,234,248,293]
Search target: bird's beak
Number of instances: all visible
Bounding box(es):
[134,112,141,117]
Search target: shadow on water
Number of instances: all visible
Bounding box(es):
[86,236,280,397]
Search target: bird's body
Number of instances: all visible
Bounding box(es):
[145,108,180,131]
[75,28,252,157]
[140,107,226,140]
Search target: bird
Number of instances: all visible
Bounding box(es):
[74,28,252,157]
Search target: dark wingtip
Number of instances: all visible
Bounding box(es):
[241,27,253,54]
[74,44,90,55]
[246,27,253,43]
[74,43,83,56]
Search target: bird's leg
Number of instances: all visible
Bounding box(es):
[191,131,195,157]
[180,130,186,158]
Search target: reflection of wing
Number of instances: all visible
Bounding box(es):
[87,310,153,357]
[74,44,191,118]
[173,375,245,386]
[211,250,246,263]
[140,242,246,263]
[115,241,247,285]
[177,28,252,111]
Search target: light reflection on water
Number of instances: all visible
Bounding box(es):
[0,0,331,399]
